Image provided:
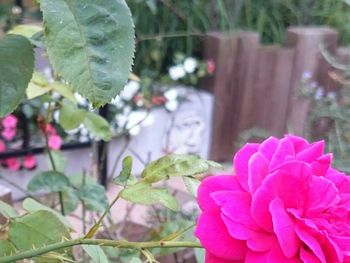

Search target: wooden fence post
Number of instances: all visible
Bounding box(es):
[286,27,338,135]
[203,32,260,162]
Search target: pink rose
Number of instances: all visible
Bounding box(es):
[1,115,17,129]
[5,158,20,171]
[48,134,62,150]
[195,135,350,262]
[23,155,37,170]
[1,128,16,141]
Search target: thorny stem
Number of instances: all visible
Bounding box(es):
[0,239,201,263]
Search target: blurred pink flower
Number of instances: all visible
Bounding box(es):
[5,158,20,171]
[195,135,350,262]
[23,155,37,170]
[48,134,62,150]
[1,128,16,141]
[0,140,5,152]
[1,115,17,129]
[207,59,216,74]
[45,123,56,135]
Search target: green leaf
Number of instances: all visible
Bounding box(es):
[114,156,137,186]
[22,198,71,228]
[182,177,201,197]
[78,184,108,212]
[62,189,80,214]
[0,34,34,117]
[59,99,86,130]
[26,82,51,99]
[141,155,210,183]
[0,240,16,257]
[47,151,68,173]
[130,258,142,263]
[27,171,71,193]
[8,211,70,251]
[40,0,135,107]
[69,173,96,188]
[84,112,112,141]
[82,245,109,263]
[121,182,179,211]
[0,201,18,219]
[50,82,77,104]
[8,24,43,39]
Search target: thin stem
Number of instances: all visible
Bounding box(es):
[0,238,201,263]
[43,102,65,215]
[84,192,121,238]
[0,174,39,201]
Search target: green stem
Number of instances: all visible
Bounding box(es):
[43,101,65,215]
[0,238,201,263]
[84,192,121,238]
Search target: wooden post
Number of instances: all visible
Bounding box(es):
[204,32,260,162]
[241,46,295,136]
[0,185,12,224]
[286,27,338,135]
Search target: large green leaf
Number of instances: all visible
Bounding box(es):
[121,182,179,211]
[0,34,34,117]
[0,201,18,219]
[59,99,86,130]
[84,112,112,141]
[141,155,217,183]
[82,245,109,263]
[40,0,135,107]
[8,211,70,251]
[22,198,71,228]
[27,171,71,193]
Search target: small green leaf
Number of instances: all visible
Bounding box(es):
[69,173,96,188]
[46,151,68,173]
[26,82,51,99]
[0,201,18,219]
[121,182,179,211]
[8,211,70,251]
[0,34,34,117]
[182,177,201,197]
[59,99,86,130]
[40,0,135,107]
[22,198,71,228]
[0,240,16,257]
[114,156,137,186]
[142,155,210,183]
[32,71,49,87]
[8,24,43,38]
[50,82,77,104]
[82,245,109,263]
[78,184,108,212]
[27,171,71,193]
[84,112,112,141]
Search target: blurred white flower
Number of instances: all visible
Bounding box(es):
[43,67,54,83]
[126,110,153,136]
[165,100,179,112]
[310,81,318,89]
[129,125,141,136]
[183,57,197,73]
[53,110,60,123]
[111,95,124,108]
[51,91,61,100]
[115,114,128,128]
[74,93,88,106]
[79,135,90,143]
[164,89,178,101]
[302,71,312,80]
[120,81,140,100]
[169,65,186,80]
[314,88,324,100]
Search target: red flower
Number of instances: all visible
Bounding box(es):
[5,158,20,171]
[207,59,216,74]
[23,155,37,170]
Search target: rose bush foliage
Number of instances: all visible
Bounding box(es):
[195,135,350,262]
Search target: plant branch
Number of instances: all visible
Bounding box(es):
[0,238,201,263]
